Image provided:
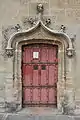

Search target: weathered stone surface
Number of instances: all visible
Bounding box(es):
[57,0,80,8]
[6,115,36,120]
[66,9,80,18]
[0,113,4,120]
[0,0,80,114]
[5,114,79,120]
[50,8,65,22]
[74,117,80,120]
[29,2,49,16]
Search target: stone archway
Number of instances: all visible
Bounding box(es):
[4,4,75,113]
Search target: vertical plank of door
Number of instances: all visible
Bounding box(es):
[48,65,55,85]
[38,65,41,104]
[48,46,57,62]
[25,48,31,62]
[49,88,56,103]
[23,65,32,86]
[33,65,38,86]
[23,88,31,104]
[33,88,39,104]
[40,47,48,62]
[41,65,47,85]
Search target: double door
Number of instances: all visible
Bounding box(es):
[22,44,58,107]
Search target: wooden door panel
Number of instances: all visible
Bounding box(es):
[40,47,48,62]
[48,48,54,62]
[33,66,39,86]
[41,66,47,85]
[48,47,57,62]
[41,88,48,103]
[23,88,31,103]
[48,65,55,85]
[23,65,32,86]
[48,88,56,103]
[33,88,40,103]
[23,48,32,63]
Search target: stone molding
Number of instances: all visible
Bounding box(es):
[5,20,74,58]
[2,4,75,58]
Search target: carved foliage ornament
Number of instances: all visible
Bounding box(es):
[4,3,75,58]
[6,48,14,58]
[2,24,22,58]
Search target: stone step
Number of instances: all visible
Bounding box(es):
[4,114,80,120]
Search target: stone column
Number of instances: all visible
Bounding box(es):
[5,56,15,112]
[13,47,22,111]
[63,57,75,115]
[57,45,66,113]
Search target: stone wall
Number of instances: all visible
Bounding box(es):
[0,0,80,114]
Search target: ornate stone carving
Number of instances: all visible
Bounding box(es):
[2,24,21,45]
[6,48,14,58]
[14,24,21,31]
[28,18,36,25]
[5,101,20,112]
[45,18,51,26]
[71,34,76,47]
[3,3,75,59]
[42,17,51,27]
[66,35,76,57]
[37,3,44,13]
[2,24,21,58]
[28,17,38,26]
[66,48,75,57]
[22,16,38,28]
[60,25,66,33]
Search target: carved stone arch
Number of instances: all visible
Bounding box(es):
[6,21,74,58]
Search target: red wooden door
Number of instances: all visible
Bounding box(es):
[22,44,58,107]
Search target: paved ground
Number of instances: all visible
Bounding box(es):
[0,108,80,120]
[0,113,80,120]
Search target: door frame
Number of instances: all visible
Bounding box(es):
[16,38,65,111]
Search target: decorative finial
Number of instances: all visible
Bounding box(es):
[45,18,51,26]
[60,25,66,33]
[37,3,44,13]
